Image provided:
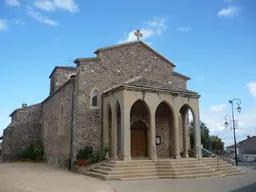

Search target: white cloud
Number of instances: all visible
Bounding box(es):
[118,17,168,43]
[201,107,256,146]
[201,84,256,146]
[5,0,20,6]
[33,0,79,13]
[176,27,190,32]
[218,6,240,18]
[27,6,58,26]
[210,104,227,112]
[247,81,256,99]
[0,19,8,31]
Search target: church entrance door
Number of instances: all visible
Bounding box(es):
[130,121,148,157]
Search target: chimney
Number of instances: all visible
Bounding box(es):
[247,135,250,139]
[22,103,27,108]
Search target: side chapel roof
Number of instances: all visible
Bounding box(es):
[103,76,199,97]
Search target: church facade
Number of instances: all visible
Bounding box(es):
[1,41,201,168]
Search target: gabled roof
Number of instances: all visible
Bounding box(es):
[49,66,76,78]
[103,76,199,97]
[94,41,176,67]
[173,72,191,80]
[226,136,256,148]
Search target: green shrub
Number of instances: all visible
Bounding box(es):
[21,140,44,161]
[76,146,93,160]
[180,149,195,157]
[76,145,112,165]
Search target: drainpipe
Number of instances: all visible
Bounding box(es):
[101,94,104,151]
[69,77,76,171]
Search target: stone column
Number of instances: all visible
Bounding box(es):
[111,104,118,159]
[121,103,131,161]
[103,104,109,148]
[149,109,157,160]
[174,111,181,159]
[194,105,202,159]
[182,110,189,158]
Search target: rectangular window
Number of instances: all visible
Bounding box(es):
[92,96,97,106]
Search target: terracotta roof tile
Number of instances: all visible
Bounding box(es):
[104,76,199,96]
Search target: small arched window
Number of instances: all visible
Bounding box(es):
[70,75,76,79]
[59,105,64,135]
[91,89,98,107]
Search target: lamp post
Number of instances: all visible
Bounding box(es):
[224,98,241,166]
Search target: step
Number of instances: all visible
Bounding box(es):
[120,176,159,181]
[96,165,157,171]
[91,168,157,175]
[86,171,118,180]
[102,162,155,168]
[159,169,216,175]
[120,172,158,179]
[158,166,215,172]
[159,172,221,179]
[108,160,153,164]
[222,171,245,176]
[220,169,241,174]
[160,162,204,166]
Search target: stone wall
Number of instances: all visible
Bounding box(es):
[42,79,74,169]
[74,42,189,152]
[2,104,42,161]
[50,67,76,94]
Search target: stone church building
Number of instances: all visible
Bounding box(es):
[1,40,202,168]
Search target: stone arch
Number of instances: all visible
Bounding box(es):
[107,103,112,151]
[59,104,64,135]
[130,100,150,157]
[179,103,195,157]
[155,101,175,157]
[115,100,121,159]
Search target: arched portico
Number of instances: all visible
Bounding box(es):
[179,104,195,158]
[103,86,202,161]
[155,101,175,157]
[130,100,150,158]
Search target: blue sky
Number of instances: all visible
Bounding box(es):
[1,0,256,146]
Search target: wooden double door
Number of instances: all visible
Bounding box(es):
[130,121,148,157]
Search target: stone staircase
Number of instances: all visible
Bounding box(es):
[85,158,243,180]
[158,158,220,179]
[86,160,158,180]
[201,157,244,176]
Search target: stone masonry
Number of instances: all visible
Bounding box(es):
[42,78,74,169]
[49,66,76,94]
[2,104,41,161]
[2,41,198,168]
[74,41,189,152]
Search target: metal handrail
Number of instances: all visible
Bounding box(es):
[198,146,224,171]
[152,145,159,176]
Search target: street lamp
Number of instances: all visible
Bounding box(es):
[224,98,241,166]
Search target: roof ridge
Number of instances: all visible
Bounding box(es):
[94,40,176,67]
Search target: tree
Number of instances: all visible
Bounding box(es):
[189,121,224,152]
[210,135,224,152]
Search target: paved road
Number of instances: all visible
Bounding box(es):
[239,162,256,170]
[0,162,256,192]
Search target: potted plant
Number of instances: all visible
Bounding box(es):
[75,146,93,166]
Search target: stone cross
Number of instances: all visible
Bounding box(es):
[134,30,143,41]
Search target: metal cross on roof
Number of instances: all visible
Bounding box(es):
[134,29,143,41]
